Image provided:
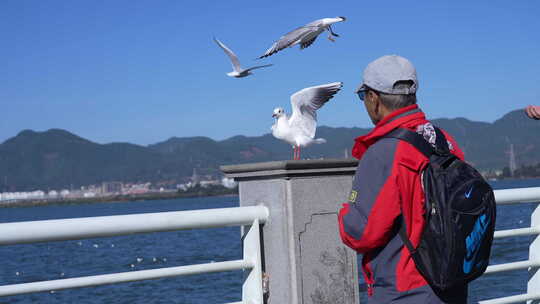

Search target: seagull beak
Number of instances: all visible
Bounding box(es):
[272,113,277,118]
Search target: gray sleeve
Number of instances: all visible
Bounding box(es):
[342,138,398,240]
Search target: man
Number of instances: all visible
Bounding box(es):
[338,55,467,303]
[526,105,540,120]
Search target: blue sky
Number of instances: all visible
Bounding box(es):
[1,1,539,145]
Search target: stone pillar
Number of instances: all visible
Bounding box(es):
[221,159,360,304]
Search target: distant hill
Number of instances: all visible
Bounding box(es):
[1,110,539,191]
[0,129,170,191]
[435,110,540,169]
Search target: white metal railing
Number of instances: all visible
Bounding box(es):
[2,186,540,303]
[479,187,540,304]
[0,205,269,304]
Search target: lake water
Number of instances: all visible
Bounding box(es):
[0,178,539,303]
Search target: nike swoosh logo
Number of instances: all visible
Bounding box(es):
[463,214,489,274]
[463,253,478,274]
[465,186,474,198]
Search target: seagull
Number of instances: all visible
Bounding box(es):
[259,17,346,59]
[213,37,273,78]
[271,82,343,160]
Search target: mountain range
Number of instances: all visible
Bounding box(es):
[1,109,539,191]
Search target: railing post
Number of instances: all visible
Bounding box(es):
[243,219,264,304]
[222,159,360,304]
[528,205,540,304]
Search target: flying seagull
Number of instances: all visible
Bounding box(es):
[213,37,273,78]
[271,82,343,160]
[259,17,346,59]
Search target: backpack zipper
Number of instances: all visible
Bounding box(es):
[430,196,438,216]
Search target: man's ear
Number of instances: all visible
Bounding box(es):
[372,93,381,117]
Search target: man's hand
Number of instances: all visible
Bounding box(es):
[525,105,540,120]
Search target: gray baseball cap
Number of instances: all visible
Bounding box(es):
[355,55,418,95]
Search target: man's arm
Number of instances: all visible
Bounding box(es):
[338,138,402,253]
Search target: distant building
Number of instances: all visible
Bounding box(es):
[200,180,220,188]
[102,182,123,194]
[27,190,45,199]
[191,168,200,185]
[83,192,96,198]
[221,177,237,189]
[123,183,150,194]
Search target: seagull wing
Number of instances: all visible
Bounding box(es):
[289,82,343,138]
[244,64,273,72]
[300,35,318,49]
[259,26,319,59]
[213,37,242,72]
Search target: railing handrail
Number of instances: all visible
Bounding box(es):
[493,186,540,205]
[0,205,269,245]
[0,260,251,297]
[0,206,268,304]
[1,186,540,303]
[480,186,540,304]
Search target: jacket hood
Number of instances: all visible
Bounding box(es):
[352,104,429,160]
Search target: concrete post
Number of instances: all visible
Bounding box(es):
[222,159,360,304]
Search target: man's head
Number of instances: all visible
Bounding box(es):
[355,55,418,125]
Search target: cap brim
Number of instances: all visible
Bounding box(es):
[354,84,367,94]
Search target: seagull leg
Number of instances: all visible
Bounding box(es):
[298,146,301,160]
[329,25,340,37]
[292,146,297,160]
[327,31,336,42]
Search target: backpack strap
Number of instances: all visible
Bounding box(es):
[398,215,416,255]
[384,126,450,256]
[433,127,450,155]
[384,127,450,157]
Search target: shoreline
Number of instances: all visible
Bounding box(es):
[0,191,239,208]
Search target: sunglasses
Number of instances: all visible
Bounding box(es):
[357,86,378,101]
[357,90,366,101]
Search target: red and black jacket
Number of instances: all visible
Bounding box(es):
[338,105,467,303]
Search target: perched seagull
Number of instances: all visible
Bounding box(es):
[259,17,346,59]
[213,37,273,78]
[271,82,343,160]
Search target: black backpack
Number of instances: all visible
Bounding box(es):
[385,127,496,292]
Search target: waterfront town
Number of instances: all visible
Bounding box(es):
[0,175,238,204]
[0,166,525,204]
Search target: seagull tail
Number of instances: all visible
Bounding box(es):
[314,138,327,144]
